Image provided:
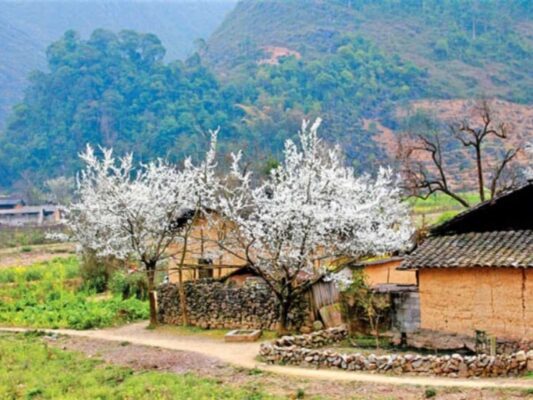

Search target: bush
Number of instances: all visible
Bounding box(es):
[109,270,149,300]
[80,250,123,293]
[424,387,437,398]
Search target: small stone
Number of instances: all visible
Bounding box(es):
[300,326,312,334]
[312,320,324,331]
[515,351,526,362]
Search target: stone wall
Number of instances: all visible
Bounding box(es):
[157,280,310,330]
[260,328,533,377]
[397,329,533,355]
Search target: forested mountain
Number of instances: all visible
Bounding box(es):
[207,0,532,102]
[0,0,531,189]
[0,0,236,128]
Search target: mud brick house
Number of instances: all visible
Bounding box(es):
[400,182,533,342]
[336,257,420,334]
[166,210,343,283]
[166,211,248,282]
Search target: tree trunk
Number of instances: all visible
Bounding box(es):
[475,148,485,201]
[277,298,292,336]
[178,264,189,325]
[146,265,158,327]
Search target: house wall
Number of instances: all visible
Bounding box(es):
[167,215,247,283]
[167,214,343,283]
[364,259,417,286]
[419,268,533,340]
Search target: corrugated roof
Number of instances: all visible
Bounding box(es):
[400,230,533,269]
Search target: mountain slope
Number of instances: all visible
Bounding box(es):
[206,0,533,102]
[1,0,531,189]
[0,0,236,128]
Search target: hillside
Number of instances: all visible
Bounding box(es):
[206,0,533,103]
[0,0,531,190]
[0,0,236,128]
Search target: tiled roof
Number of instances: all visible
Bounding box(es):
[400,230,533,269]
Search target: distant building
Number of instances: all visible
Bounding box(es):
[0,204,63,227]
[401,182,533,341]
[0,196,25,210]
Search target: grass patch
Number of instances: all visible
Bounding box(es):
[0,333,278,399]
[0,257,149,329]
[0,226,63,249]
[410,192,481,215]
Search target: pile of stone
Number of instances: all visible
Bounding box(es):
[272,326,348,349]
[260,328,533,377]
[157,281,309,330]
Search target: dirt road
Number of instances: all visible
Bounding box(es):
[1,322,531,390]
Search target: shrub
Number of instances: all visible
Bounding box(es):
[80,250,123,293]
[424,387,437,398]
[109,270,148,300]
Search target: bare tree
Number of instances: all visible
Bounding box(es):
[397,100,522,208]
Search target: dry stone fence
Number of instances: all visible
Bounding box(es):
[260,327,533,378]
[157,280,310,330]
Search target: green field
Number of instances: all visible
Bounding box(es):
[0,258,148,329]
[409,192,481,226]
[0,333,277,400]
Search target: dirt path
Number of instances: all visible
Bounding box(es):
[1,322,532,391]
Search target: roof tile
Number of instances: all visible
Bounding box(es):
[400,230,533,269]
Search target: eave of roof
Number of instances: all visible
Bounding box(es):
[429,181,533,235]
[400,230,533,270]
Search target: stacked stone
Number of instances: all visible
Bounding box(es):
[272,326,348,348]
[157,281,309,330]
[259,328,533,377]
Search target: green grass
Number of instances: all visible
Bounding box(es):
[410,192,481,215]
[0,333,277,399]
[0,258,149,329]
[0,227,58,249]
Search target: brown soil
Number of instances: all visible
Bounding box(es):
[259,46,301,65]
[373,98,533,192]
[0,243,74,268]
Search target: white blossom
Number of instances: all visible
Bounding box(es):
[217,118,413,331]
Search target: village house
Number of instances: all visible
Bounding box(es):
[336,256,416,287]
[0,196,25,210]
[166,211,343,283]
[166,211,248,282]
[0,196,64,226]
[400,182,533,342]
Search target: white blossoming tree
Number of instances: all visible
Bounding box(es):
[218,119,413,334]
[69,133,219,326]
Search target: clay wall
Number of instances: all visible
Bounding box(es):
[418,268,533,340]
[364,259,417,286]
